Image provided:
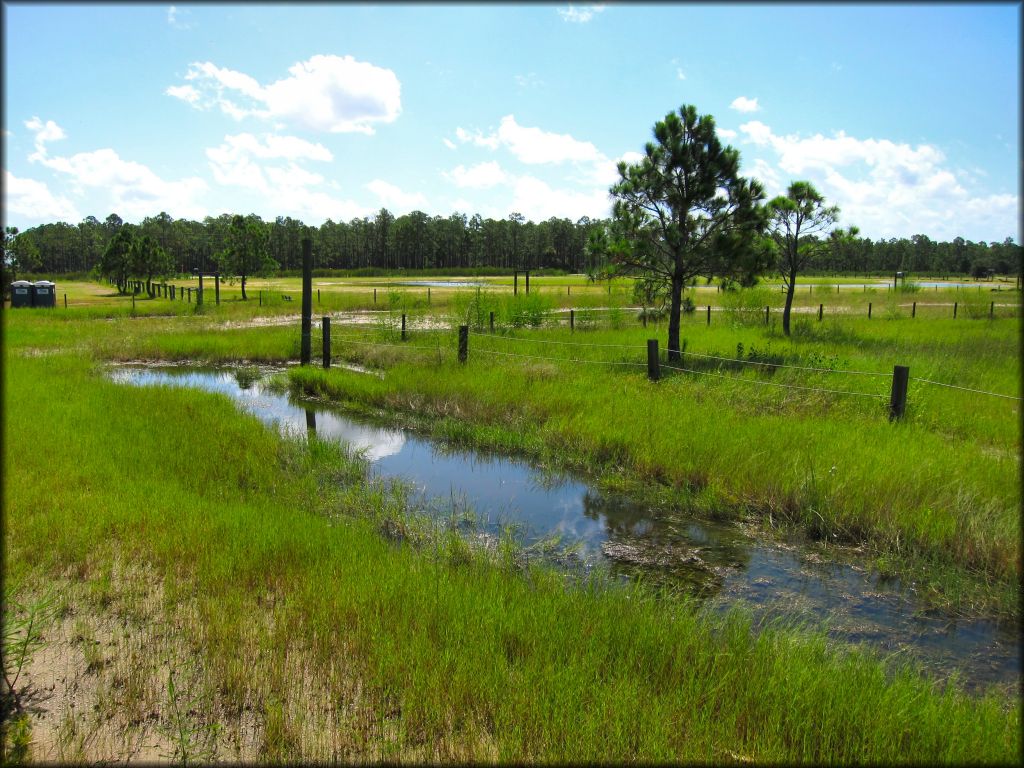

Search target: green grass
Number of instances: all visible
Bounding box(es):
[4,348,1020,763]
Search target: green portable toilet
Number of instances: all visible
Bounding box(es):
[10,280,33,308]
[32,280,56,308]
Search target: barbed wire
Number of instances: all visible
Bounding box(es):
[659,363,888,398]
[910,377,1022,401]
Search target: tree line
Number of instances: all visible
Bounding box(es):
[3,206,1019,289]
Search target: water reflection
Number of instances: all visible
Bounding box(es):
[110,364,1020,693]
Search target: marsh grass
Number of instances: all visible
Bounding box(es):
[4,344,1021,762]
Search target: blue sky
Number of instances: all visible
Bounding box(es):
[3,2,1020,242]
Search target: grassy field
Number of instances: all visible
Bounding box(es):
[2,278,1021,763]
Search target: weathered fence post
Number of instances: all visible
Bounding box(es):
[567,285,571,296]
[889,365,910,421]
[868,302,872,319]
[912,301,916,318]
[428,287,431,303]
[259,290,262,306]
[525,270,530,294]
[322,316,331,369]
[402,313,407,341]
[707,305,711,325]
[990,301,995,319]
[64,293,67,308]
[647,339,660,381]
[765,305,770,324]
[953,301,958,318]
[374,288,377,304]
[818,303,823,321]
[300,237,312,366]
[318,288,321,304]
[458,325,468,363]
[570,309,575,332]
[488,310,494,333]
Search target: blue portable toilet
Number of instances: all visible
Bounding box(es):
[32,280,56,308]
[10,280,33,308]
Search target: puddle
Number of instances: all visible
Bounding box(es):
[389,280,489,288]
[108,364,1020,694]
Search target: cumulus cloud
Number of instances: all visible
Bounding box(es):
[169,55,402,134]
[4,171,81,223]
[445,162,508,189]
[366,180,428,213]
[730,96,760,113]
[510,175,612,221]
[717,128,738,140]
[24,117,207,220]
[558,4,605,23]
[737,120,1020,240]
[455,115,603,166]
[442,138,457,150]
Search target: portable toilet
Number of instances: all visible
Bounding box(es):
[32,280,56,308]
[10,280,33,308]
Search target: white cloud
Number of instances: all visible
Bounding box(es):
[558,4,605,23]
[510,175,611,221]
[25,118,207,220]
[737,120,1020,240]
[514,72,543,88]
[497,115,604,165]
[167,5,192,29]
[4,171,81,223]
[171,55,402,134]
[455,126,500,150]
[445,161,508,189]
[676,68,686,81]
[730,96,760,113]
[718,128,738,140]
[366,180,427,213]
[443,138,457,150]
[165,84,200,105]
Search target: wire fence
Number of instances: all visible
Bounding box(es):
[322,321,1020,406]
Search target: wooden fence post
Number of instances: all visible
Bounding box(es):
[912,301,916,318]
[402,313,407,341]
[567,285,571,296]
[990,301,994,319]
[765,305,769,324]
[322,316,331,369]
[889,365,909,421]
[132,293,135,310]
[818,303,823,321]
[707,305,711,325]
[317,288,321,303]
[514,272,518,295]
[489,310,494,333]
[647,339,660,381]
[868,302,872,319]
[953,301,957,318]
[458,325,468,363]
[215,274,220,305]
[570,309,574,332]
[259,290,262,306]
[428,287,431,304]
[197,274,203,306]
[64,293,67,308]
[374,288,377,304]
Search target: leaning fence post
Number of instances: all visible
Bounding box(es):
[458,325,468,363]
[402,313,407,341]
[889,365,909,421]
[322,316,331,369]
[647,339,660,381]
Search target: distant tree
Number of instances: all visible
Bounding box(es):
[610,104,765,360]
[98,228,135,293]
[130,234,173,295]
[215,214,276,299]
[767,181,840,336]
[2,227,41,288]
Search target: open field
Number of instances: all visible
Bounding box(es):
[3,278,1021,763]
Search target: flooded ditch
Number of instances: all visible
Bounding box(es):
[108,363,1020,695]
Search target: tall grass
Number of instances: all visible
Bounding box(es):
[4,350,1020,762]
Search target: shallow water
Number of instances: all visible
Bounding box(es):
[389,280,489,288]
[110,364,1020,694]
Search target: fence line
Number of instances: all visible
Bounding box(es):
[471,328,891,376]
[659,362,888,399]
[910,377,1022,401]
[328,330,1014,405]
